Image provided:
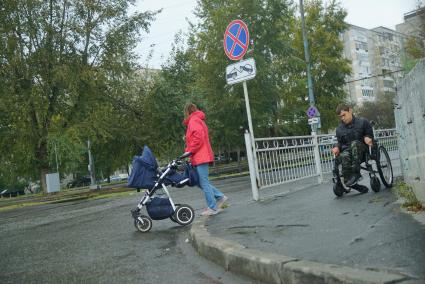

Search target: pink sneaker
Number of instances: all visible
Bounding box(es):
[201,208,221,216]
[216,195,228,209]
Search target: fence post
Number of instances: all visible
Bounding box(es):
[312,132,323,184]
[245,131,259,200]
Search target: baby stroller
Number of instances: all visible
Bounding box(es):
[128,146,197,232]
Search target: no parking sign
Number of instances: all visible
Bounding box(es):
[223,20,249,61]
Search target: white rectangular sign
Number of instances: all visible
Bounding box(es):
[308,117,319,125]
[226,58,256,85]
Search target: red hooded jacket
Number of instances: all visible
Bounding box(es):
[183,110,214,166]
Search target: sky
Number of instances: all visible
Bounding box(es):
[132,0,419,69]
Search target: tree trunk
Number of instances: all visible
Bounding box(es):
[39,167,50,194]
[237,147,241,173]
[36,140,50,193]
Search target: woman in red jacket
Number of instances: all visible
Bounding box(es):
[183,103,228,216]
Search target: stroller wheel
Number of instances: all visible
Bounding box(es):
[170,204,180,223]
[134,215,152,232]
[175,204,195,226]
[170,213,178,223]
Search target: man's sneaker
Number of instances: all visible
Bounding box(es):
[346,173,362,187]
[216,195,228,209]
[201,208,221,216]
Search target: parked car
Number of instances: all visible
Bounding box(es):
[0,188,25,198]
[66,176,91,188]
[109,174,128,182]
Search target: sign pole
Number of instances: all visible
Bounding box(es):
[243,81,254,144]
[224,19,260,199]
[243,81,260,194]
[300,0,322,183]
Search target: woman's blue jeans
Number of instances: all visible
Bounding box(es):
[195,163,224,210]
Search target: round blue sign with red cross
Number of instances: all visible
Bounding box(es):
[307,106,318,118]
[223,20,250,61]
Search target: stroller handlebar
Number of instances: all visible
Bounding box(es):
[178,152,192,160]
[160,152,191,172]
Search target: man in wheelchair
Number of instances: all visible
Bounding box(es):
[331,104,374,187]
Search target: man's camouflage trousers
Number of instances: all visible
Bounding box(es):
[335,141,366,179]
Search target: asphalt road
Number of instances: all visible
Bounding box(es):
[208,174,425,279]
[0,156,416,283]
[0,177,258,284]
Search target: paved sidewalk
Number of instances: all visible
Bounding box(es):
[190,177,425,284]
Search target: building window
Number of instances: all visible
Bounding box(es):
[383,80,394,88]
[362,89,374,98]
[355,41,368,52]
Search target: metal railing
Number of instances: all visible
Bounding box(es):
[253,128,398,190]
[255,135,317,189]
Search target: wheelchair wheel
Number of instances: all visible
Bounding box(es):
[175,204,195,226]
[333,183,344,197]
[370,177,381,193]
[134,215,152,233]
[376,146,393,188]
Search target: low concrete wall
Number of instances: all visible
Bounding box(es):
[395,58,425,203]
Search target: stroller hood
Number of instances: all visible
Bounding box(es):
[127,146,158,189]
[138,145,158,169]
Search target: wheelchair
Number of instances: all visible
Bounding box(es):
[332,142,393,197]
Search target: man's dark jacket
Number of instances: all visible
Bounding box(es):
[335,116,374,151]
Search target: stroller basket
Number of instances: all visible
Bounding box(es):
[146,197,174,220]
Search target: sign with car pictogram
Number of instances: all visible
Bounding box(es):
[223,19,250,61]
[226,58,256,85]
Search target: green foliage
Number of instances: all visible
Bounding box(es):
[295,0,350,133]
[0,0,156,191]
[355,92,395,128]
[187,0,350,150]
[403,5,425,70]
[1,0,353,190]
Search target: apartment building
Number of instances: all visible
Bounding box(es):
[396,8,425,38]
[342,24,407,106]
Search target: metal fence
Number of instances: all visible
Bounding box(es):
[252,128,398,190]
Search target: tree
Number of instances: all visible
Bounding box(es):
[356,92,395,129]
[140,37,199,161]
[292,0,350,133]
[404,4,425,70]
[187,0,350,149]
[0,0,156,192]
[190,0,302,153]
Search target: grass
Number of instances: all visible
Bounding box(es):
[0,170,247,213]
[392,181,424,212]
[0,186,136,212]
[0,201,46,212]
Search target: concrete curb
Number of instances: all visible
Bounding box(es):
[189,218,413,284]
